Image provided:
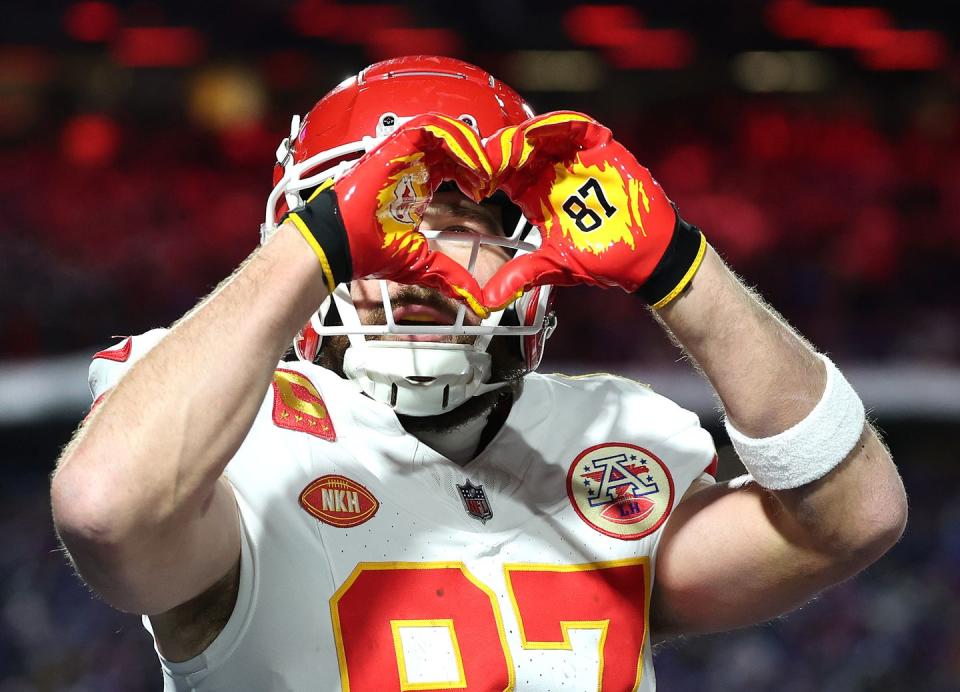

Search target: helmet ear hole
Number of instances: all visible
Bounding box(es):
[457,114,478,131]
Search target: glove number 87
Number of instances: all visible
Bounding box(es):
[561,177,617,233]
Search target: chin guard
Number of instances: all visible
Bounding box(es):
[342,341,505,417]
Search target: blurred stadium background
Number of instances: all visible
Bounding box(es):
[1,0,959,690]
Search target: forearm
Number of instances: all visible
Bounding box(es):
[653,245,904,555]
[655,245,824,437]
[649,245,905,637]
[53,224,326,540]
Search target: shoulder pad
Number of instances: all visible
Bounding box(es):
[88,328,169,399]
[552,371,653,391]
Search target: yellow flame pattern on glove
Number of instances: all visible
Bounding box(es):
[539,157,649,256]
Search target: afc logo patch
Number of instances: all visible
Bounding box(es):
[566,442,675,540]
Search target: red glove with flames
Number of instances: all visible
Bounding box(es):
[285,113,493,316]
[481,111,707,311]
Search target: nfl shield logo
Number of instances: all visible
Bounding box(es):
[457,479,493,524]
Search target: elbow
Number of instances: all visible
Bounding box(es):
[859,474,908,560]
[856,444,908,558]
[51,460,162,614]
[845,498,906,570]
[52,458,129,555]
[829,457,908,571]
[816,426,908,571]
[51,443,161,556]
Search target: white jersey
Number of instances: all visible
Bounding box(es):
[90,332,716,692]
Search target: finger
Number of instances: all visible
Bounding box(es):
[400,248,490,318]
[482,249,577,312]
[484,112,608,203]
[484,124,522,184]
[481,124,532,206]
[405,114,493,199]
[520,111,610,161]
[425,114,490,172]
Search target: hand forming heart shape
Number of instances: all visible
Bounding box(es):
[289,110,703,317]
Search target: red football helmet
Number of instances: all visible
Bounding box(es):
[263,56,557,415]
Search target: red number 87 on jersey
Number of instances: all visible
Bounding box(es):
[330,558,650,691]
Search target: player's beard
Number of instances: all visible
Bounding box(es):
[317,286,526,434]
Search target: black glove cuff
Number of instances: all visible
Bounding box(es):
[636,213,706,308]
[285,188,353,290]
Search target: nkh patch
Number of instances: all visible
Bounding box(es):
[271,369,335,440]
[300,475,379,528]
[92,337,132,362]
[456,479,493,524]
[567,442,675,540]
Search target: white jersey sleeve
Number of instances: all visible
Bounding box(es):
[88,328,170,400]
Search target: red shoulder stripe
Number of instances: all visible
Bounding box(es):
[92,337,132,363]
[704,454,719,478]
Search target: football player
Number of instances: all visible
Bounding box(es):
[52,56,906,691]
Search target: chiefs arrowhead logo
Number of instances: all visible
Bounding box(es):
[567,442,675,540]
[300,475,379,528]
[389,173,426,226]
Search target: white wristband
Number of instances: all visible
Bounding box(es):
[723,354,866,490]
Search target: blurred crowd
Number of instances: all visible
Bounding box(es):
[2,90,959,364]
[2,421,957,692]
